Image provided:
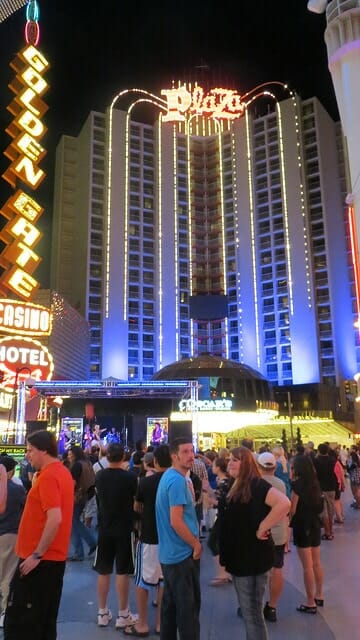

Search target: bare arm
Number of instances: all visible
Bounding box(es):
[170,505,202,560]
[20,507,62,575]
[257,487,290,540]
[0,464,7,514]
[289,491,299,519]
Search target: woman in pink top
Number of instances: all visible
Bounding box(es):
[329,449,345,524]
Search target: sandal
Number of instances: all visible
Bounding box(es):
[315,598,324,607]
[296,604,317,614]
[321,534,334,540]
[123,626,149,637]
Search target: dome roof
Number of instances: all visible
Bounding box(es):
[153,354,267,381]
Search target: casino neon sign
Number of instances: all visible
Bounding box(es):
[0,299,52,337]
[161,86,246,122]
[0,43,49,300]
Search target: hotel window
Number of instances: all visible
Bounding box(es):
[93,144,104,156]
[266,347,277,361]
[143,287,154,300]
[143,302,154,315]
[143,198,153,210]
[144,156,154,167]
[93,128,105,142]
[262,282,274,296]
[143,318,154,330]
[267,364,278,376]
[261,251,272,265]
[128,301,139,314]
[279,328,290,342]
[263,298,275,311]
[143,128,153,140]
[143,169,154,181]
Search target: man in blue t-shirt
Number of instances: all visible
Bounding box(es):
[155,437,201,640]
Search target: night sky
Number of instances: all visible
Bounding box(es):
[0,0,335,287]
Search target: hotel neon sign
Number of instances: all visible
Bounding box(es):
[161,86,246,122]
[0,43,49,300]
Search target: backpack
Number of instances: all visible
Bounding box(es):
[190,470,202,504]
[20,459,33,492]
[75,459,96,503]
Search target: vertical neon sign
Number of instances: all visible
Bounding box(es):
[0,0,49,300]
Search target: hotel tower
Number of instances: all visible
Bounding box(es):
[51,86,358,388]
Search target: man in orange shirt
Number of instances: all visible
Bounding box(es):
[4,430,74,640]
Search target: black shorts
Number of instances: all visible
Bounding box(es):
[93,533,134,575]
[292,522,321,549]
[273,544,285,569]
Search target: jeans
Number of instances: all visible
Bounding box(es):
[232,572,269,640]
[71,502,97,559]
[161,556,200,640]
[0,533,18,613]
[4,560,66,640]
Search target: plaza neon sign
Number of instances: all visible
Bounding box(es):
[0,44,49,300]
[161,86,246,122]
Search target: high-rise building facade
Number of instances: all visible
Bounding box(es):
[51,89,358,386]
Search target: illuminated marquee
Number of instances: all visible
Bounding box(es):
[0,43,49,300]
[161,86,246,122]
[179,398,233,412]
[0,335,53,391]
[0,299,51,336]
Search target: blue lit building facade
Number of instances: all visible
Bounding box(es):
[50,89,358,391]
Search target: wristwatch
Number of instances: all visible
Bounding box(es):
[32,551,43,560]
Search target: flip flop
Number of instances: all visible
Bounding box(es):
[123,626,149,637]
[296,604,317,614]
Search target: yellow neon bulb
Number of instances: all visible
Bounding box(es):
[158,117,163,367]
[186,119,194,356]
[123,111,131,322]
[105,89,168,318]
[292,95,312,309]
[231,129,243,361]
[173,125,179,361]
[245,111,261,369]
[276,102,294,316]
[215,121,228,358]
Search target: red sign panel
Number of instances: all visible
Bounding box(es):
[0,335,53,391]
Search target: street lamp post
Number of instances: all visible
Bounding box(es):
[8,367,32,445]
[287,391,294,451]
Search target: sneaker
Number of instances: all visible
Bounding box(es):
[0,611,5,628]
[115,611,138,629]
[264,602,277,622]
[97,608,112,627]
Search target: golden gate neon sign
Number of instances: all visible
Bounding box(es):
[161,86,246,122]
[0,44,49,300]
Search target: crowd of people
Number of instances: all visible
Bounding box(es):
[0,431,358,639]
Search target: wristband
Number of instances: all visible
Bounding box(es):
[32,551,43,560]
